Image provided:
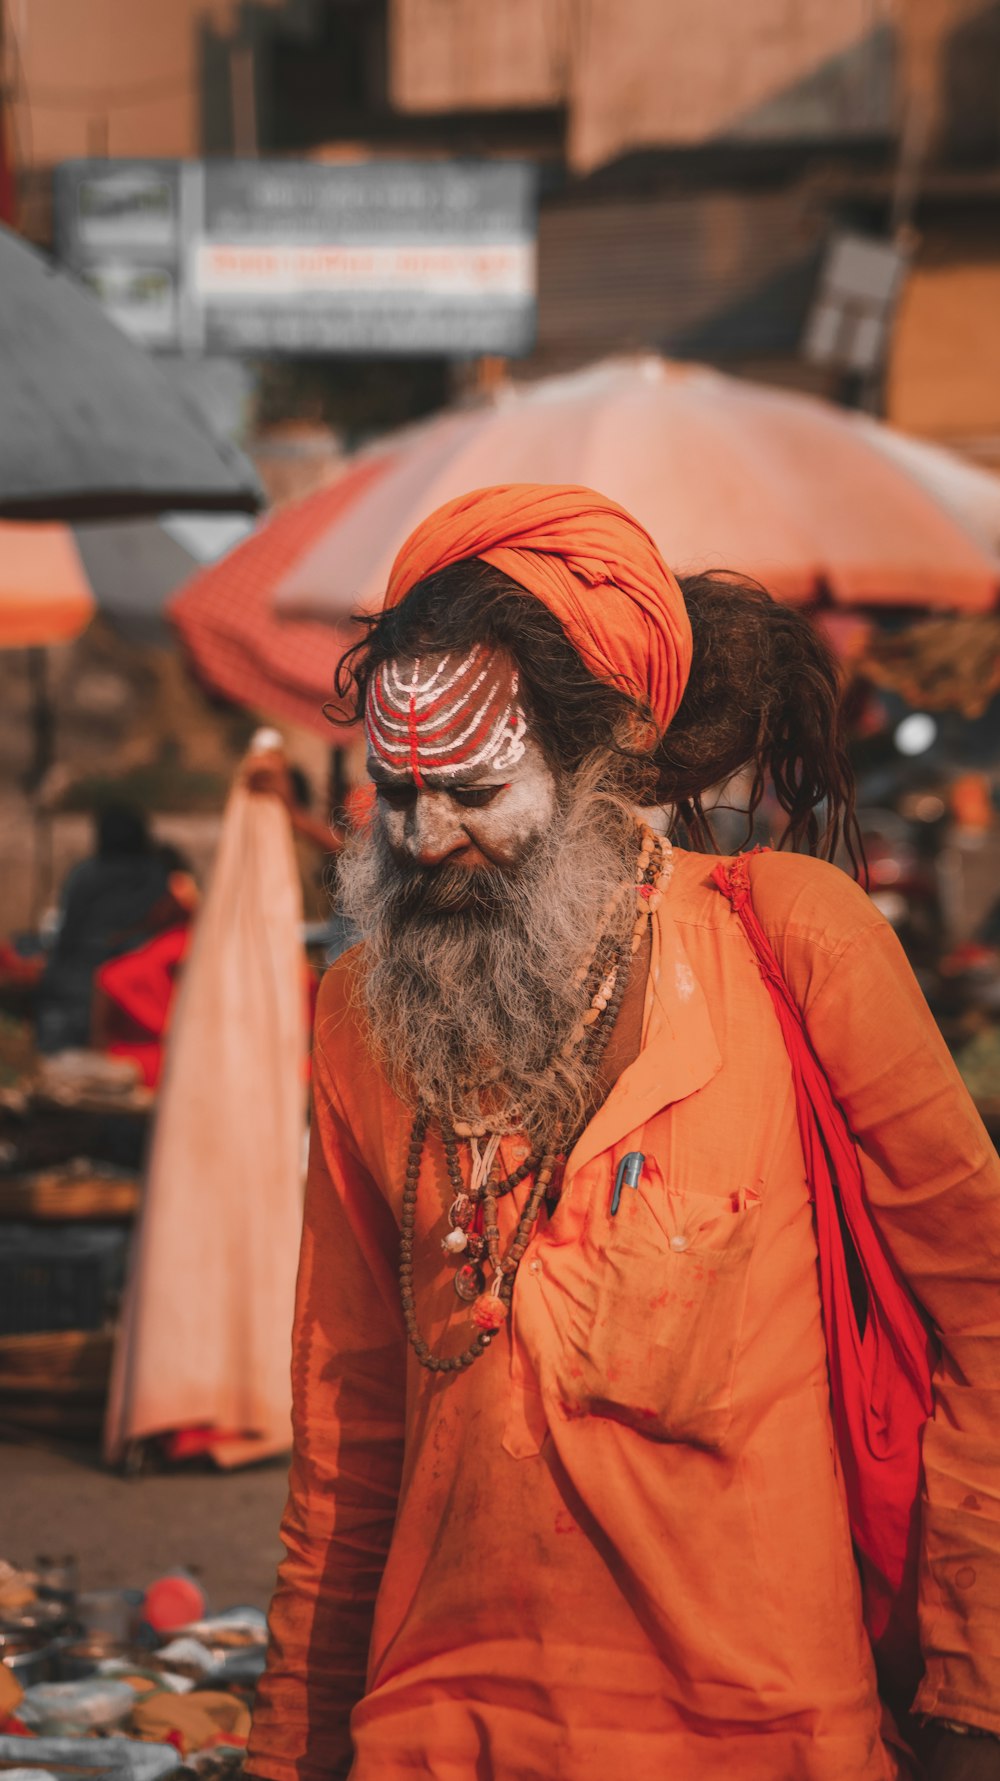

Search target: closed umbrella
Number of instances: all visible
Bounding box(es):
[0,225,261,520]
[105,752,307,1470]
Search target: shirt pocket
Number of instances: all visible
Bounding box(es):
[555,1164,762,1449]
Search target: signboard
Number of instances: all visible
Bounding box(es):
[802,232,909,376]
[54,159,538,357]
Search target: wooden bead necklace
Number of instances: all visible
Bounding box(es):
[398,825,672,1374]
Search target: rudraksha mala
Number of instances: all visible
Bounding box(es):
[398,825,672,1374]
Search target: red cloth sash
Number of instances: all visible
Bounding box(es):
[713,852,936,1700]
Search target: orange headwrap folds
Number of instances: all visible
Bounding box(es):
[385,484,693,737]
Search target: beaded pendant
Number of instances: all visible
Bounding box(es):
[454,1263,485,1302]
[471,1291,509,1331]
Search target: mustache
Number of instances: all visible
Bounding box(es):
[389,858,516,918]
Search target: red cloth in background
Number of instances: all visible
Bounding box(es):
[98,924,316,1093]
[96,925,190,1088]
[0,940,44,987]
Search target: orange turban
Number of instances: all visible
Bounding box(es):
[385,484,692,736]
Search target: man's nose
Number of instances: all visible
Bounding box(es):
[406,793,466,867]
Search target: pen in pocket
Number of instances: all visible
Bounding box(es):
[610,1151,644,1216]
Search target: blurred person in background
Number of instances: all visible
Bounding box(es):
[248,487,1000,1781]
[35,802,181,1054]
[90,858,200,1089]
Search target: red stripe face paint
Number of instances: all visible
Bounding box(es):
[408,691,423,787]
[366,648,528,782]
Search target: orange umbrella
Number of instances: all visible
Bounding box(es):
[0,520,95,648]
[275,359,1000,618]
[170,358,1000,737]
[170,454,397,734]
[1,522,96,926]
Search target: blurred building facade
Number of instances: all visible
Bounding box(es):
[0,0,998,933]
[4,0,999,462]
[389,0,1000,463]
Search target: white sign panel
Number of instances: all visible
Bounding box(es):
[55,159,538,358]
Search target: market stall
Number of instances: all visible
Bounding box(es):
[0,1553,265,1778]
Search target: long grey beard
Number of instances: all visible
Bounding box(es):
[336,770,638,1147]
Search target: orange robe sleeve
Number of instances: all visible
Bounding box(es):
[247,971,407,1781]
[755,854,1000,1735]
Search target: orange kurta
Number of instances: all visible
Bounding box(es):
[248,849,1000,1781]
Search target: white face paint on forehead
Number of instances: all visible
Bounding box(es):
[366,646,527,785]
[365,648,558,872]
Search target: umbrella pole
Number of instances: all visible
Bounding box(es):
[26,645,55,926]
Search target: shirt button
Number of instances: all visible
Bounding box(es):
[669,1234,689,1251]
[529,1259,542,1274]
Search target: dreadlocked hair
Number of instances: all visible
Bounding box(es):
[333,558,862,870]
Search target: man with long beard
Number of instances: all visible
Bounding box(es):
[247,487,1000,1781]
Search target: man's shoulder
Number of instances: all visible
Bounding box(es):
[746,847,881,955]
[671,844,881,957]
[314,942,368,1062]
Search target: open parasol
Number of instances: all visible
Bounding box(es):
[0,225,262,521]
[171,455,396,734]
[170,357,1000,738]
[0,522,95,648]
